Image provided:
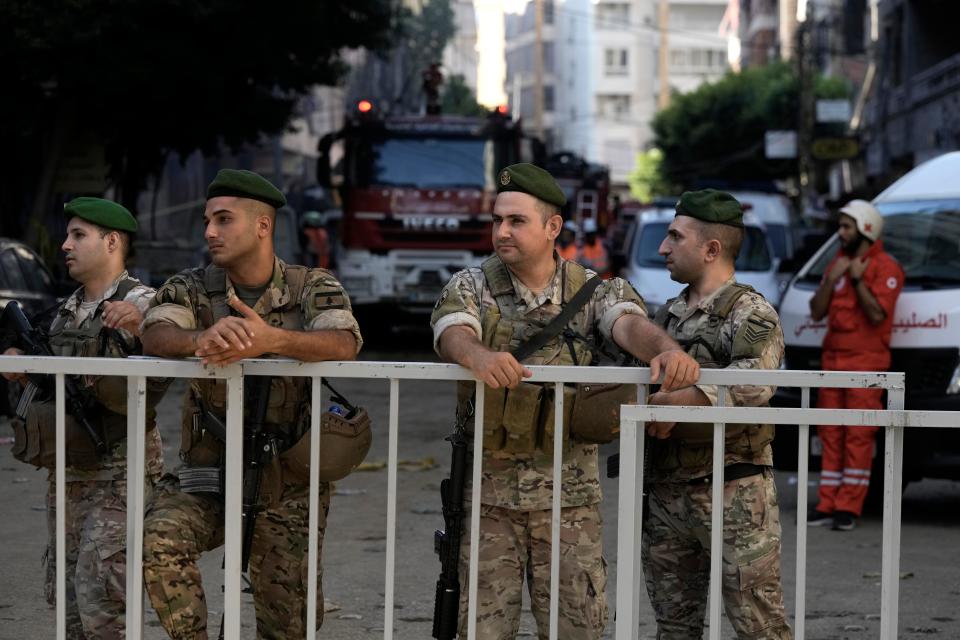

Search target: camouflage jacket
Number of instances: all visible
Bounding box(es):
[431,255,646,510]
[142,258,362,465]
[651,277,784,482]
[51,271,163,483]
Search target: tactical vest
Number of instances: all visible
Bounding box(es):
[652,283,775,473]
[181,264,311,467]
[47,277,161,441]
[456,257,595,454]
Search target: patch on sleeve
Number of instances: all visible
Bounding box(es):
[733,313,777,359]
[313,289,346,310]
[434,287,449,311]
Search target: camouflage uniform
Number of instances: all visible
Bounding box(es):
[643,278,792,640]
[37,272,163,639]
[431,255,645,640]
[140,258,361,640]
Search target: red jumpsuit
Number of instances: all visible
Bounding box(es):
[816,240,903,516]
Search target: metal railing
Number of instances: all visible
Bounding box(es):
[618,370,958,640]
[0,356,954,640]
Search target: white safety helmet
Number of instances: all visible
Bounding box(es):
[563,220,579,233]
[839,199,883,242]
[582,218,598,234]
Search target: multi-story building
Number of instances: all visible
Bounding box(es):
[863,0,960,183]
[663,0,730,96]
[505,0,728,185]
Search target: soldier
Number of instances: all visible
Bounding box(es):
[2,197,165,639]
[139,169,362,639]
[642,189,792,639]
[431,163,700,639]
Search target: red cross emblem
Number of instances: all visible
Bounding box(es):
[864,223,873,232]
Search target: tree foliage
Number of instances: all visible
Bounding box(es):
[0,0,394,224]
[628,148,668,202]
[652,62,850,190]
[442,74,487,117]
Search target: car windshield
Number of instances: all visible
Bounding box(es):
[367,137,489,188]
[800,199,960,288]
[633,222,773,272]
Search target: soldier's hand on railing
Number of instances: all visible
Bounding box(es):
[470,350,532,389]
[102,301,145,336]
[650,349,699,392]
[1,347,27,384]
[194,295,277,366]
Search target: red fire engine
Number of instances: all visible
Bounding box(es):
[317,102,536,313]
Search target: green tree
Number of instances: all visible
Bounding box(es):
[652,62,850,190]
[0,0,394,236]
[628,148,669,202]
[442,74,487,117]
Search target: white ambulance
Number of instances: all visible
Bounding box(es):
[775,151,960,488]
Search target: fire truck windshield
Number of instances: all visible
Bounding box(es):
[368,137,489,188]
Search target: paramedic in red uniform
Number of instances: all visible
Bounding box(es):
[807,200,904,531]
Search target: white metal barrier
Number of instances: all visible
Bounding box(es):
[619,371,958,640]
[0,356,953,640]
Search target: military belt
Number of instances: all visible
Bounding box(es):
[687,462,767,485]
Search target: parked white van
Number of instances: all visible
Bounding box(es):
[776,151,960,487]
[728,190,800,262]
[622,204,783,317]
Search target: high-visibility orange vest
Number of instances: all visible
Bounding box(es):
[580,240,611,278]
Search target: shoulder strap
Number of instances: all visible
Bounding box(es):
[480,255,518,317]
[511,273,603,362]
[713,283,754,319]
[203,265,231,321]
[281,264,310,307]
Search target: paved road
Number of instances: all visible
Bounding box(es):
[0,336,958,639]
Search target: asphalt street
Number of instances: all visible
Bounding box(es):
[0,333,958,639]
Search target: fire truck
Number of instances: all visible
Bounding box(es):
[317,102,536,313]
[542,151,611,231]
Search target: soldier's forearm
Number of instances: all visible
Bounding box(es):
[612,314,682,362]
[270,328,357,362]
[141,324,201,358]
[438,325,487,370]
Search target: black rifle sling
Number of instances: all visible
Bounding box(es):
[510,275,604,362]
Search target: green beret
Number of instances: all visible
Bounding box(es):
[64,197,137,233]
[675,189,743,227]
[496,163,566,208]
[207,169,286,209]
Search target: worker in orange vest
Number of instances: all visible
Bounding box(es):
[807,200,903,531]
[580,218,612,278]
[556,220,579,261]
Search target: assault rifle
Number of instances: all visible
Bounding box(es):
[432,409,470,640]
[214,375,274,640]
[1,301,106,454]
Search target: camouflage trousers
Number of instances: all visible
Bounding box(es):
[457,502,608,640]
[142,474,330,640]
[642,469,793,640]
[44,476,152,639]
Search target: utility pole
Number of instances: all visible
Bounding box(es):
[533,0,545,138]
[796,4,817,204]
[658,0,670,110]
[780,0,799,61]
